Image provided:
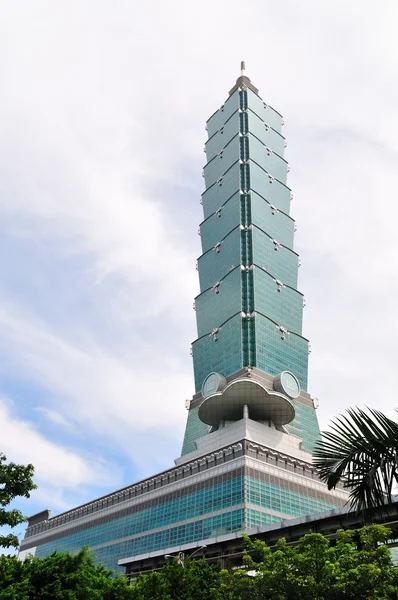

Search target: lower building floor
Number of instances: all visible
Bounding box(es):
[20,434,348,573]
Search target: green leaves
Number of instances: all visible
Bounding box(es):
[1,527,397,599]
[0,547,135,600]
[128,525,398,599]
[0,453,36,507]
[0,453,37,549]
[229,525,397,600]
[130,558,223,600]
[313,407,398,511]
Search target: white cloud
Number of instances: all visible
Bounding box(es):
[0,398,112,491]
[35,407,73,429]
[0,300,192,472]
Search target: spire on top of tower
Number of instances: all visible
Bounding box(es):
[229,60,259,96]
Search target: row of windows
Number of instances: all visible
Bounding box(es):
[246,508,283,528]
[33,477,244,557]
[36,509,246,574]
[35,478,337,575]
[246,477,337,518]
[34,471,337,568]
[33,474,338,573]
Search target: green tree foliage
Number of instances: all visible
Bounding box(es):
[129,558,223,600]
[0,546,134,599]
[240,525,398,600]
[129,525,398,600]
[0,453,36,549]
[1,525,397,599]
[313,407,398,510]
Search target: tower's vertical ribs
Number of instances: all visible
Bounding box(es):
[240,90,255,368]
[240,90,251,367]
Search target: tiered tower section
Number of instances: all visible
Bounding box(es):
[182,64,319,455]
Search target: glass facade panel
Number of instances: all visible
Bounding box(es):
[246,476,340,518]
[250,162,291,214]
[205,113,240,161]
[198,227,241,292]
[195,267,241,337]
[100,509,244,570]
[253,268,303,335]
[202,163,240,219]
[252,226,298,288]
[246,508,282,528]
[246,90,283,132]
[247,110,285,156]
[204,135,240,189]
[206,90,240,137]
[251,191,294,248]
[192,313,243,392]
[254,313,308,390]
[200,192,241,253]
[286,401,321,453]
[181,406,209,455]
[36,496,244,573]
[249,133,287,184]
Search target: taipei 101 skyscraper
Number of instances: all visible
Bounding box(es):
[20,65,348,575]
[182,63,320,456]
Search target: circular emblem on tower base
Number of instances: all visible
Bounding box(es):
[201,372,227,398]
[273,371,301,399]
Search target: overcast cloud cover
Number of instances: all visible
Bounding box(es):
[1,0,398,538]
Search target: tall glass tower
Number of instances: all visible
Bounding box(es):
[182,63,319,456]
[20,65,348,575]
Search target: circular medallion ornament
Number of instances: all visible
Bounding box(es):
[273,371,301,399]
[201,372,227,398]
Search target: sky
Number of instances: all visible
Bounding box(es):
[2,0,398,544]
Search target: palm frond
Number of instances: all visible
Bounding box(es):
[313,407,398,511]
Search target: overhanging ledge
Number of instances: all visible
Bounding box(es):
[198,378,295,428]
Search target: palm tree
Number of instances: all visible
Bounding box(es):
[313,407,398,511]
